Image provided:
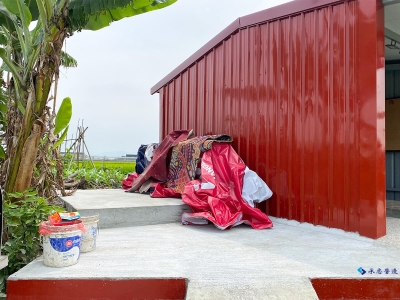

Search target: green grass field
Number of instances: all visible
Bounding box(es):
[72,161,136,174]
[92,161,136,174]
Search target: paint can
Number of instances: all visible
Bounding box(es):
[80,214,99,253]
[42,229,82,267]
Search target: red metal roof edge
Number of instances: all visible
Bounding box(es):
[150,0,344,94]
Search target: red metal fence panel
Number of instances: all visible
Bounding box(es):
[155,0,385,238]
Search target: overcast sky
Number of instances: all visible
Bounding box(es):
[57,0,293,157]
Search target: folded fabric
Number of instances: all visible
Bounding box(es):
[165,134,233,194]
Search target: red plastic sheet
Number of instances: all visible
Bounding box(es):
[122,172,139,190]
[151,183,181,198]
[39,221,86,236]
[181,143,273,230]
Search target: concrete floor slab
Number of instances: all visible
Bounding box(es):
[0,256,8,271]
[10,217,400,299]
[387,200,400,218]
[61,189,191,228]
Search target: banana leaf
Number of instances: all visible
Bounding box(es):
[69,0,177,31]
[54,97,72,135]
[0,0,177,32]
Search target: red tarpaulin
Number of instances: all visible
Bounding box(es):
[181,143,273,230]
[122,172,138,190]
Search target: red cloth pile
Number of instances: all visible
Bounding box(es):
[123,130,273,230]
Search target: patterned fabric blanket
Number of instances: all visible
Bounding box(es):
[165,134,233,193]
[128,130,193,193]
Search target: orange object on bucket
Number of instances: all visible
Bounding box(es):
[49,212,81,226]
[48,213,62,225]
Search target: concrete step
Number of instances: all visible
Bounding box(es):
[61,189,191,228]
[8,219,400,299]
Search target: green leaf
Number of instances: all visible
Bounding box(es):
[67,0,178,31]
[0,32,7,45]
[12,18,29,63]
[43,0,52,19]
[61,51,77,68]
[24,45,40,82]
[0,3,17,32]
[0,48,23,87]
[16,0,32,68]
[0,146,5,159]
[27,0,40,21]
[133,0,153,10]
[16,0,32,25]
[7,191,23,199]
[35,0,47,27]
[31,19,44,46]
[7,219,21,226]
[53,125,68,149]
[3,0,32,25]
[2,0,19,15]
[17,100,25,114]
[0,103,7,113]
[24,189,37,196]
[54,97,72,135]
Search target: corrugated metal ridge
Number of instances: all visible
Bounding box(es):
[150,0,346,94]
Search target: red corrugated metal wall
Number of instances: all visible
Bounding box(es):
[158,0,386,238]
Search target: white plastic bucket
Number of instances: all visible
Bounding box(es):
[80,214,99,253]
[42,229,82,267]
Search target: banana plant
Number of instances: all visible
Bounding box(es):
[0,70,7,159]
[0,0,177,196]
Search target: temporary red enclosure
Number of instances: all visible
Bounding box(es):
[151,0,386,238]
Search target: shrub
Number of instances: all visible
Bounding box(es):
[64,161,136,189]
[0,189,63,292]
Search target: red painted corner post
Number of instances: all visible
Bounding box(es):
[159,88,165,142]
[358,0,386,238]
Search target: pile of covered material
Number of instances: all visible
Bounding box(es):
[122,130,273,230]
